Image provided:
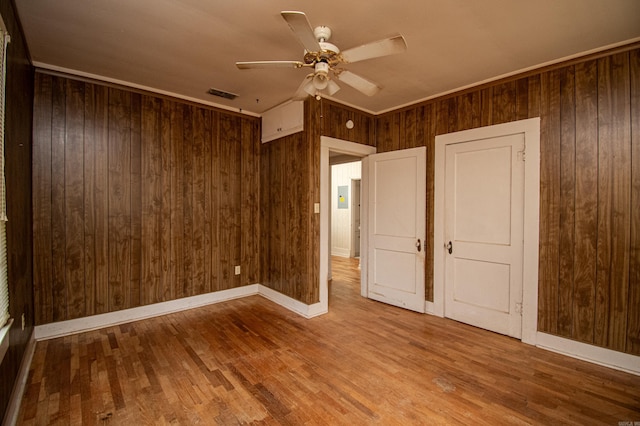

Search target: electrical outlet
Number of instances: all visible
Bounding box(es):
[234,265,241,275]
[21,313,25,330]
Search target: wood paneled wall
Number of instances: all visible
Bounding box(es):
[375,45,640,356]
[32,72,260,325]
[259,99,321,304]
[259,98,372,304]
[320,99,375,146]
[0,0,35,421]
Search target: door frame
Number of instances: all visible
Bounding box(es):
[320,137,376,311]
[433,118,540,345]
[350,178,361,258]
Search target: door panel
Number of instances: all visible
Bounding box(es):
[444,134,524,338]
[367,147,426,313]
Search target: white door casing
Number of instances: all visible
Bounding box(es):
[444,134,524,339]
[434,118,540,345]
[367,147,426,313]
[320,137,376,314]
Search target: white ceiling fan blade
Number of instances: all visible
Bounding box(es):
[335,70,380,96]
[281,11,322,53]
[340,35,407,63]
[236,61,304,70]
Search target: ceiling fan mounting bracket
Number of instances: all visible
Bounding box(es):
[313,26,332,42]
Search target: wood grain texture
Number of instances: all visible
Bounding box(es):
[373,46,640,355]
[33,73,54,325]
[0,0,36,420]
[30,46,640,359]
[32,72,261,324]
[595,53,631,352]
[573,60,598,343]
[108,87,132,312]
[320,100,375,145]
[557,65,576,337]
[629,49,640,354]
[16,258,640,425]
[538,69,562,334]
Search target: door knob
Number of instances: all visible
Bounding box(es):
[446,241,453,254]
[416,238,421,252]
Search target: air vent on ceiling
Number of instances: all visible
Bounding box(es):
[207,88,238,100]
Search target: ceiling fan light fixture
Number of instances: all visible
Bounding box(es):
[303,80,316,96]
[312,61,330,90]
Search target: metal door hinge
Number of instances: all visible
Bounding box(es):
[515,302,523,315]
[517,150,526,162]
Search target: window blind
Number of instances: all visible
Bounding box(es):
[0,25,10,329]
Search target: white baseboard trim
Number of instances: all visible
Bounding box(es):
[536,332,640,376]
[34,284,328,341]
[3,331,36,426]
[258,285,327,319]
[330,248,351,258]
[35,285,260,340]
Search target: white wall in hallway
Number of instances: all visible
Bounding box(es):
[331,161,361,257]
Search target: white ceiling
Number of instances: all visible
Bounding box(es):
[15,0,640,115]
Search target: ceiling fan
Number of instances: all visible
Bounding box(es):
[236,11,408,99]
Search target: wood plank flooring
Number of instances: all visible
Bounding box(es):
[16,257,640,425]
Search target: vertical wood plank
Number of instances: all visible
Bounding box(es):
[307,98,321,304]
[515,77,530,120]
[182,105,194,297]
[160,99,173,301]
[230,116,243,289]
[83,83,96,319]
[241,117,259,285]
[403,109,417,149]
[537,70,561,334]
[491,81,517,125]
[209,111,221,292]
[129,93,142,307]
[170,103,185,299]
[447,97,458,133]
[202,109,213,293]
[93,85,109,315]
[435,99,449,137]
[527,74,542,119]
[33,73,54,324]
[595,53,631,351]
[51,76,67,322]
[141,95,162,305]
[108,88,132,311]
[573,59,599,344]
[480,87,493,127]
[191,107,206,295]
[557,66,576,337]
[628,49,640,355]
[424,103,437,302]
[456,92,480,131]
[270,138,284,292]
[64,79,86,319]
[219,114,238,289]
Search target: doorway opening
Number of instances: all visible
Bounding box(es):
[319,137,375,313]
[329,160,362,298]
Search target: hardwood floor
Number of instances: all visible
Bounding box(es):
[16,257,640,425]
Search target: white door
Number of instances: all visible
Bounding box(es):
[367,147,426,312]
[444,134,524,338]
